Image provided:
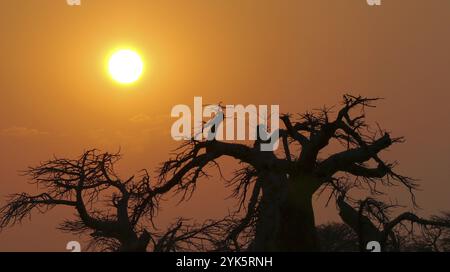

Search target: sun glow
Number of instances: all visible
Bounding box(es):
[108,49,144,84]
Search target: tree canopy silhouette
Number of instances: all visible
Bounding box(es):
[336,194,450,251]
[1,95,450,252]
[157,94,445,251]
[0,150,231,252]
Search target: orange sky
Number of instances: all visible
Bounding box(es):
[0,0,450,251]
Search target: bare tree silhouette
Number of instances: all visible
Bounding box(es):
[336,194,450,251]
[1,95,449,252]
[158,95,420,251]
[0,150,230,252]
[317,219,450,252]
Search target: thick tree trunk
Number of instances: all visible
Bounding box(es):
[250,172,286,251]
[251,174,319,251]
[278,188,318,251]
[337,198,382,251]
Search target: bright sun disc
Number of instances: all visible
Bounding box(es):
[108,49,143,84]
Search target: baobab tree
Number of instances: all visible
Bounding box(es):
[0,150,230,252]
[336,194,450,251]
[158,95,419,251]
[1,95,446,252]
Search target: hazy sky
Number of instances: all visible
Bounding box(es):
[0,0,449,251]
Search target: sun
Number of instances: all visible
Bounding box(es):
[108,49,144,84]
